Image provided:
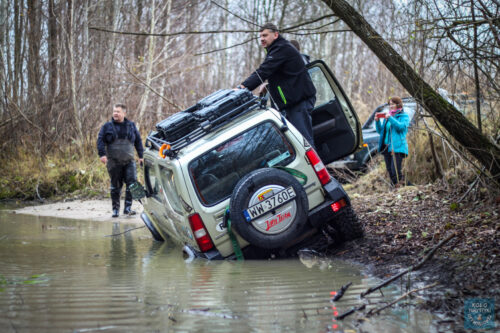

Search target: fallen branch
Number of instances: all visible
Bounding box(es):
[104,226,145,237]
[361,232,456,298]
[331,282,352,302]
[366,282,438,316]
[335,304,366,320]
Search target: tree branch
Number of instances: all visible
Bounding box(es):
[360,233,456,298]
[366,283,438,316]
[194,36,257,56]
[123,63,184,111]
[209,0,259,28]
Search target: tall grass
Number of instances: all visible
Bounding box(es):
[0,148,110,201]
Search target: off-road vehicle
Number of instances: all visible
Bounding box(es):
[136,60,364,259]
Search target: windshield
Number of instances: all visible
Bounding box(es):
[189,121,296,206]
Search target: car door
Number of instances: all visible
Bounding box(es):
[307,60,362,164]
[143,159,181,240]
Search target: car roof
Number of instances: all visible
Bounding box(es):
[169,107,283,162]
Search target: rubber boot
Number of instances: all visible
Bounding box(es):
[111,191,120,218]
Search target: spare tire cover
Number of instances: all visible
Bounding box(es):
[229,168,309,249]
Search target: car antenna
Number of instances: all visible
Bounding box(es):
[254,70,288,130]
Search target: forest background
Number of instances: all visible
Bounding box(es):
[0,0,498,200]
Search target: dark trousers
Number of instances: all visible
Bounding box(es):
[107,159,137,210]
[383,151,406,185]
[284,96,316,150]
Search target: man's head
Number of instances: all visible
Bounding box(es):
[113,103,127,123]
[290,40,300,51]
[259,23,279,48]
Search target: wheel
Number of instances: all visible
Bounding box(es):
[229,168,309,249]
[330,206,364,241]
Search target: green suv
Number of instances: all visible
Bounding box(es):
[139,60,364,259]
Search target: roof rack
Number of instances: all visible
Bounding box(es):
[146,97,261,158]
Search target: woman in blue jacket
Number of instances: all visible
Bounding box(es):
[375,96,410,186]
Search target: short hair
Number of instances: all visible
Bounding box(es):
[260,23,279,33]
[290,40,300,51]
[114,103,127,111]
[388,96,403,109]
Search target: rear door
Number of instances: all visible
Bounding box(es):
[307,60,362,164]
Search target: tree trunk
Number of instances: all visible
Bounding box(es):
[321,0,500,180]
[471,1,482,133]
[48,0,57,100]
[67,0,84,144]
[137,0,157,120]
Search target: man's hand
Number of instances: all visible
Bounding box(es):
[100,156,107,164]
[234,84,245,91]
[257,82,268,96]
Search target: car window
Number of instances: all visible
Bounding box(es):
[159,166,183,214]
[144,160,161,202]
[308,66,336,107]
[189,121,296,206]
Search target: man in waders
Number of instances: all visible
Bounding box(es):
[238,23,316,149]
[97,104,144,217]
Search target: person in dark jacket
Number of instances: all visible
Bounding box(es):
[238,23,317,149]
[375,96,410,186]
[97,104,144,217]
[290,39,310,65]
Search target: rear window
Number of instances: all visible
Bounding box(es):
[189,121,295,206]
[144,160,161,202]
[159,166,183,214]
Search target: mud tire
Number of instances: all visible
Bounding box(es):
[330,206,364,241]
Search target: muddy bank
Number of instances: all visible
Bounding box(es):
[329,184,499,331]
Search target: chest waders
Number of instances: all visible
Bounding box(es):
[106,123,137,214]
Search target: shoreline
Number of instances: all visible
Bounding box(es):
[10,199,144,224]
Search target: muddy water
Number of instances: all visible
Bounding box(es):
[0,212,437,332]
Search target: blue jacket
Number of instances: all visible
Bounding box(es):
[97,118,143,158]
[376,111,410,155]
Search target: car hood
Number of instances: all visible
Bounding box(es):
[361,129,379,143]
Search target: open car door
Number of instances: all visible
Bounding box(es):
[307,60,362,164]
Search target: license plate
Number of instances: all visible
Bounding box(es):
[243,186,296,222]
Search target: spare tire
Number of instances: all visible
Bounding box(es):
[229,168,309,249]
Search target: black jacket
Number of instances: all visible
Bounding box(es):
[97,118,144,158]
[242,35,316,110]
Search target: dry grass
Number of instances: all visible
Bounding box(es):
[0,148,110,200]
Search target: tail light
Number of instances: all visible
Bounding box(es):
[188,213,214,252]
[305,149,331,185]
[331,199,347,212]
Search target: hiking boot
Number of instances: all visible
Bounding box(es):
[112,209,119,218]
[123,207,136,216]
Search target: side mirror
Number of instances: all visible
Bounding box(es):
[129,182,147,200]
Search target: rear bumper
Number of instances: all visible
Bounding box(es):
[308,178,350,229]
[182,244,224,260]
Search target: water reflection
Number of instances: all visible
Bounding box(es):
[0,211,436,332]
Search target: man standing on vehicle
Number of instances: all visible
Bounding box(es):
[97,104,144,218]
[238,23,317,149]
